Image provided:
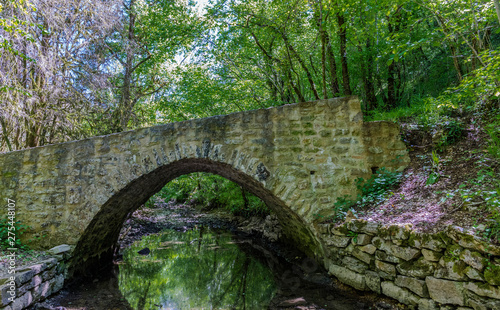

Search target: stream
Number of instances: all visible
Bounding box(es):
[31,202,403,310]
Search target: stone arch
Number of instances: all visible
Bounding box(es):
[69,157,318,276]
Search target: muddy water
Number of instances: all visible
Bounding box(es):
[33,204,404,310]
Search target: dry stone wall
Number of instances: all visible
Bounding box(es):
[0,245,72,310]
[318,220,500,310]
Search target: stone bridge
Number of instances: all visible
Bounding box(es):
[0,96,409,275]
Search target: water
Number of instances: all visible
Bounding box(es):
[119,227,277,310]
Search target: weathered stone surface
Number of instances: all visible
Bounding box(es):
[484,266,500,286]
[328,264,367,291]
[352,247,373,265]
[397,258,436,279]
[435,257,469,281]
[375,250,403,264]
[326,235,352,248]
[359,244,377,255]
[460,250,486,271]
[418,298,439,310]
[365,271,381,294]
[342,256,369,274]
[422,248,442,262]
[372,237,420,261]
[381,281,419,305]
[375,260,396,277]
[355,234,372,245]
[48,245,71,255]
[465,266,485,282]
[426,276,466,306]
[446,226,500,256]
[395,275,429,297]
[464,282,500,300]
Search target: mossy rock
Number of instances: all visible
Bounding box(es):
[484,264,500,286]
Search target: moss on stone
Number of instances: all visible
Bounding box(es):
[484,264,500,285]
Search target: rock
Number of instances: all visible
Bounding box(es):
[359,244,377,255]
[446,226,500,256]
[460,249,486,271]
[355,234,373,245]
[48,245,72,255]
[397,258,436,279]
[375,250,403,264]
[326,235,351,248]
[465,266,485,282]
[371,237,420,261]
[418,298,439,310]
[426,276,466,306]
[375,260,396,277]
[395,275,429,297]
[422,248,442,262]
[365,271,381,294]
[352,247,373,265]
[328,264,367,291]
[434,257,469,281]
[381,281,419,305]
[342,256,369,274]
[465,282,500,300]
[484,265,500,286]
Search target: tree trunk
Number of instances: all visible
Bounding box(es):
[337,12,351,95]
[325,31,340,96]
[494,0,500,25]
[282,33,320,100]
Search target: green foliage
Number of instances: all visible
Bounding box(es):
[148,173,270,218]
[355,168,403,208]
[331,168,402,221]
[486,110,500,160]
[0,219,30,250]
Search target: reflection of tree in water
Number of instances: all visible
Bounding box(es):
[118,228,277,309]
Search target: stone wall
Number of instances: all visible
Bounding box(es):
[318,220,500,310]
[0,245,72,310]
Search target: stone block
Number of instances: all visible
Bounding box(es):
[342,256,369,274]
[435,257,469,281]
[375,250,403,264]
[359,244,377,255]
[381,281,420,306]
[365,271,381,294]
[464,281,500,300]
[352,247,373,265]
[395,275,429,297]
[355,234,373,245]
[397,258,436,279]
[422,249,442,262]
[460,250,486,271]
[418,298,439,310]
[325,235,351,248]
[464,267,484,282]
[426,276,466,306]
[328,264,367,291]
[375,260,396,276]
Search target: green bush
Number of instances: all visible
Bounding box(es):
[331,168,403,221]
[146,173,270,218]
[0,219,30,250]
